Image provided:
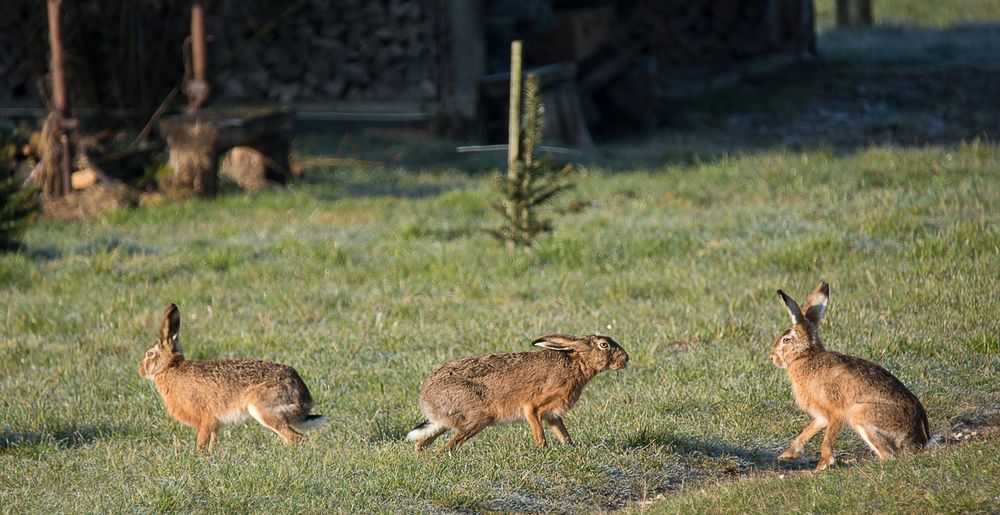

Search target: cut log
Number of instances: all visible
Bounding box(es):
[71,168,100,190]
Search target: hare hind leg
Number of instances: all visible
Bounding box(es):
[441,420,490,452]
[855,424,904,459]
[415,425,448,451]
[248,404,304,445]
[851,403,908,459]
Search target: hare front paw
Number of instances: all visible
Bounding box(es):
[815,456,836,471]
[777,448,802,461]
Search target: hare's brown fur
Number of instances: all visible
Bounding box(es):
[407,334,628,451]
[772,282,929,470]
[140,304,325,450]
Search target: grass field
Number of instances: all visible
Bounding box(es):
[3,3,1000,512]
[2,139,998,511]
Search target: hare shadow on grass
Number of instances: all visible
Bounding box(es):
[0,423,125,453]
[618,429,818,473]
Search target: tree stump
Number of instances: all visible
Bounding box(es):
[158,107,293,198]
[164,122,218,197]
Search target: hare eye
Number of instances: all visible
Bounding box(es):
[146,351,154,357]
[598,341,610,350]
[782,336,792,343]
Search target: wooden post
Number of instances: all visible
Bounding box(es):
[446,0,485,126]
[185,0,210,111]
[507,40,522,179]
[857,0,873,26]
[43,0,72,199]
[47,0,67,114]
[836,0,873,27]
[191,0,207,83]
[835,0,849,27]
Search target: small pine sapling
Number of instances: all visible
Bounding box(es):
[490,75,575,248]
[0,166,39,251]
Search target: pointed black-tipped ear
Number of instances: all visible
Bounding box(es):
[777,290,804,325]
[160,304,180,344]
[532,334,579,351]
[803,282,829,325]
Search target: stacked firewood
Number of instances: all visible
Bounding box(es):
[0,4,47,102]
[0,0,186,111]
[616,0,811,67]
[0,0,444,107]
[211,0,443,102]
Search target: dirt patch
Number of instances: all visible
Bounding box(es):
[945,405,1000,444]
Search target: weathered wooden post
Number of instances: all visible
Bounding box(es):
[507,40,523,179]
[40,0,73,199]
[47,0,68,118]
[836,0,873,27]
[504,40,524,249]
[185,0,210,112]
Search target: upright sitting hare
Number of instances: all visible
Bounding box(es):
[139,304,326,450]
[772,282,929,470]
[406,334,629,451]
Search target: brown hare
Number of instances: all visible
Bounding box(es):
[406,334,629,451]
[139,304,326,450]
[772,282,929,470]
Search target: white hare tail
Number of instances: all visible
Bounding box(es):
[292,414,328,432]
[405,420,445,441]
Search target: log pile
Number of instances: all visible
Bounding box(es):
[0,0,445,108]
[211,0,444,103]
[0,0,186,112]
[614,0,813,67]
[1,0,815,138]
[0,4,46,102]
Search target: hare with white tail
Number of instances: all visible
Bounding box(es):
[139,304,326,450]
[406,334,629,451]
[771,282,930,471]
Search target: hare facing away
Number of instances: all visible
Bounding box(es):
[139,304,326,450]
[406,334,629,451]
[772,282,929,470]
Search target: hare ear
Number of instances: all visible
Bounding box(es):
[777,290,804,325]
[532,334,579,351]
[160,303,180,343]
[803,282,829,325]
